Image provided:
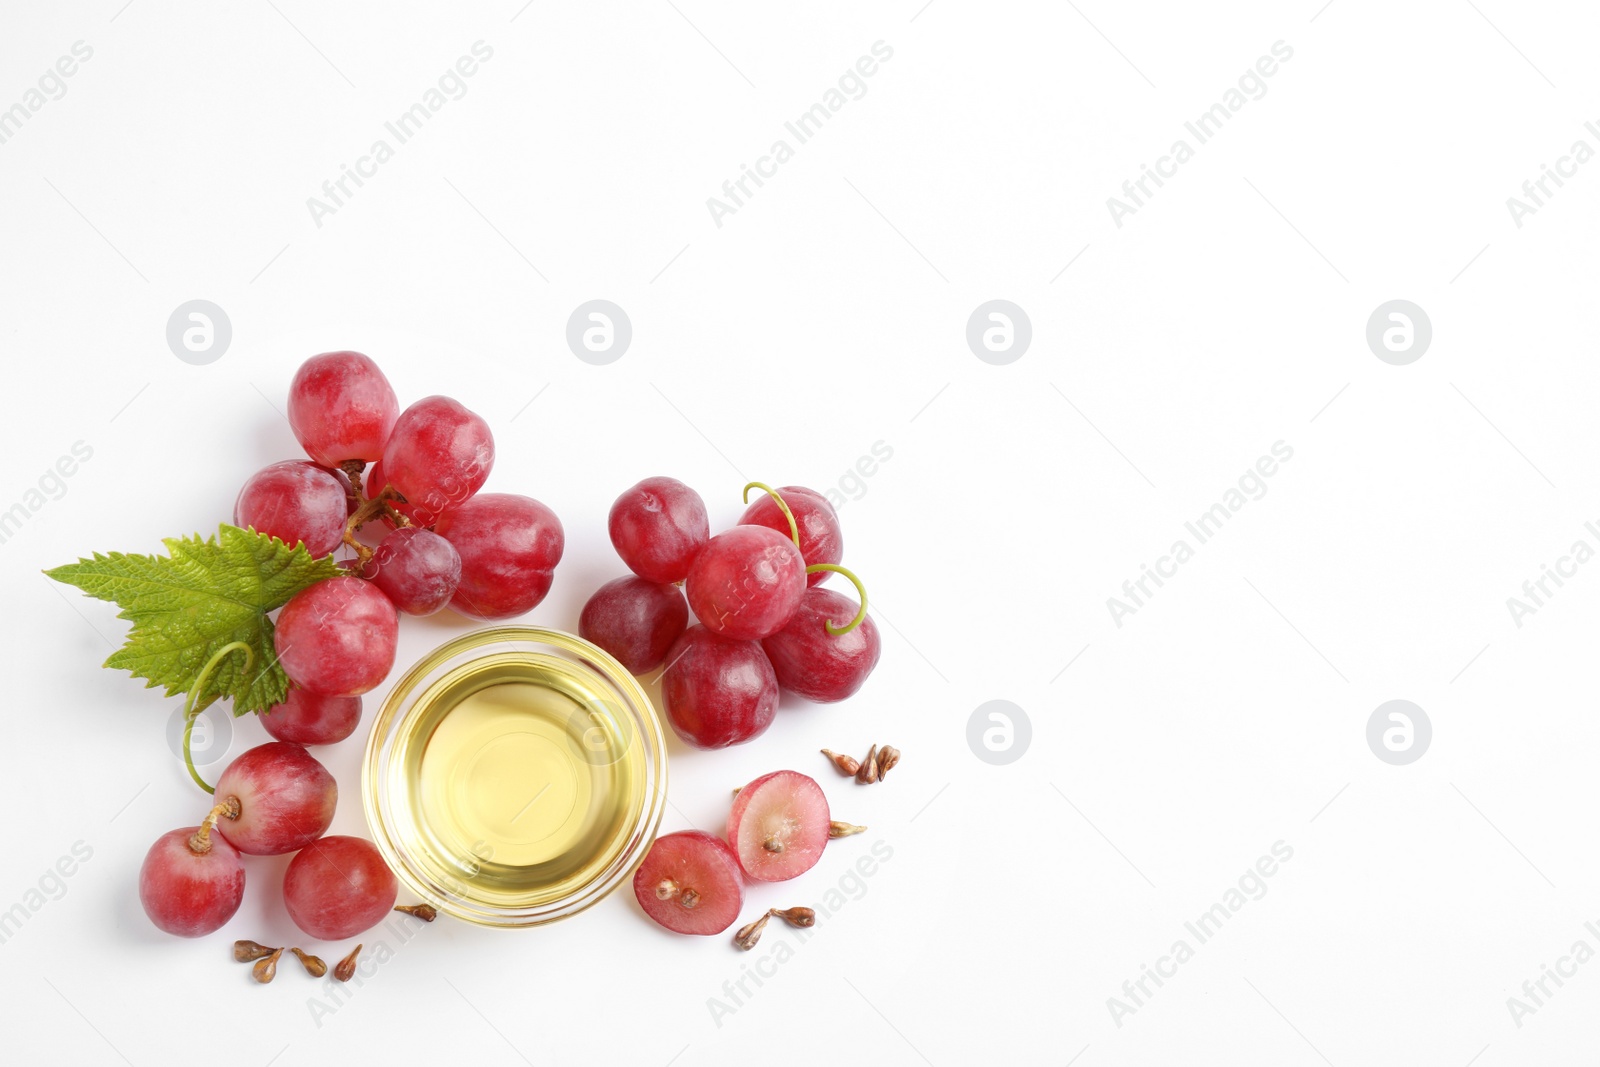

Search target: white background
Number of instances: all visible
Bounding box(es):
[1,1,1598,1064]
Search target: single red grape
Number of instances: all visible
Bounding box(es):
[761,587,881,702]
[274,576,399,695]
[739,485,842,586]
[288,351,399,467]
[660,625,777,749]
[282,835,399,941]
[579,576,688,674]
[259,688,362,745]
[436,493,564,619]
[234,461,347,558]
[684,525,806,640]
[632,830,743,935]
[726,771,830,882]
[381,396,494,526]
[368,527,461,616]
[213,742,337,855]
[138,823,245,937]
[608,477,709,584]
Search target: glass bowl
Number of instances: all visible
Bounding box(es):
[363,626,667,928]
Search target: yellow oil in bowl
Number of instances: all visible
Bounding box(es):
[365,628,666,927]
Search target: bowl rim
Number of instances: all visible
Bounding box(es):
[362,624,668,928]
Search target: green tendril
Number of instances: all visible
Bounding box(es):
[182,641,254,795]
[804,564,869,636]
[742,482,800,548]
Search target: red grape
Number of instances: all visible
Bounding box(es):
[259,688,362,745]
[726,771,830,882]
[234,461,347,558]
[288,352,399,467]
[739,485,842,587]
[579,577,688,674]
[436,493,563,619]
[761,587,881,702]
[608,477,709,584]
[368,527,461,616]
[138,822,245,937]
[684,525,806,640]
[213,742,337,855]
[660,625,777,748]
[318,464,359,517]
[274,576,399,695]
[381,396,494,526]
[282,835,398,941]
[632,830,743,935]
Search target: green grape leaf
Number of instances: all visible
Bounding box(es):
[46,524,343,715]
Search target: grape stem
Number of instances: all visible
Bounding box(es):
[339,460,367,513]
[339,484,413,572]
[742,482,799,548]
[182,641,254,795]
[804,564,869,635]
[189,798,240,854]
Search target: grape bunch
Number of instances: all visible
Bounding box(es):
[240,350,564,735]
[580,477,881,749]
[142,349,564,942]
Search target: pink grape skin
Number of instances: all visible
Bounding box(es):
[760,587,881,703]
[631,831,744,935]
[738,485,842,587]
[660,625,778,749]
[274,576,399,695]
[288,351,399,467]
[436,493,564,620]
[380,396,495,526]
[608,477,709,584]
[282,836,399,941]
[579,577,688,674]
[726,771,830,882]
[213,742,337,855]
[259,688,362,745]
[138,828,245,937]
[368,527,461,616]
[315,464,358,517]
[684,525,807,641]
[234,461,348,558]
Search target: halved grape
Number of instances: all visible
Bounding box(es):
[608,477,709,584]
[234,461,348,559]
[660,625,777,749]
[274,577,399,695]
[288,351,399,467]
[282,835,398,941]
[380,396,494,526]
[436,493,563,620]
[726,771,830,882]
[739,485,842,586]
[684,525,806,640]
[368,527,461,616]
[213,742,337,855]
[139,825,245,937]
[579,576,688,674]
[760,587,881,702]
[259,688,362,745]
[632,830,743,935]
